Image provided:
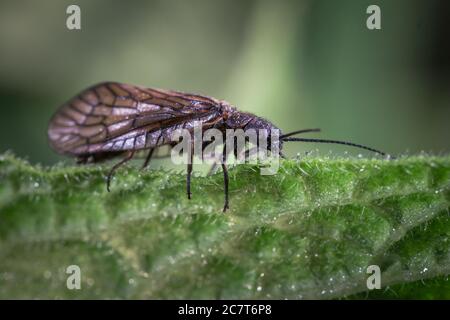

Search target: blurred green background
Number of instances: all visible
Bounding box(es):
[0,0,449,165]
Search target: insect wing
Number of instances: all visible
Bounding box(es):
[48,82,221,155]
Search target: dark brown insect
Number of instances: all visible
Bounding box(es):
[48,82,388,212]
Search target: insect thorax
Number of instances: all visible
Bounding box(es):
[219,103,282,152]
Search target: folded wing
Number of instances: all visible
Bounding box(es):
[48,82,221,155]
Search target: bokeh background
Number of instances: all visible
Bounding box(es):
[0,0,449,165]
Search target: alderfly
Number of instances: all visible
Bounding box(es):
[48,82,389,211]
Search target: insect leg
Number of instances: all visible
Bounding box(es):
[221,145,229,212]
[106,150,135,192]
[141,148,155,170]
[221,162,229,212]
[186,143,194,199]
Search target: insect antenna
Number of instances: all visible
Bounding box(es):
[282,137,390,157]
[280,128,321,139]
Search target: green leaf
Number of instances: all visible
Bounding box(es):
[0,152,449,299]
